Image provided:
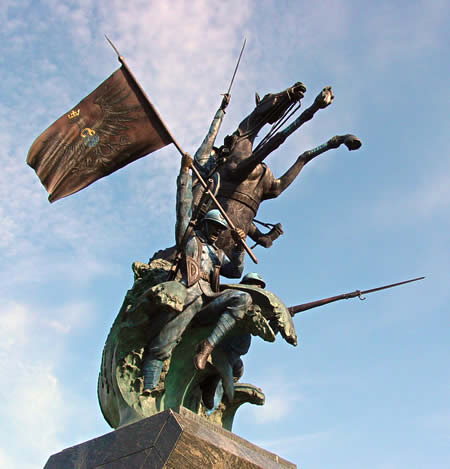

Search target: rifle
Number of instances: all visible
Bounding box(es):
[288,276,425,317]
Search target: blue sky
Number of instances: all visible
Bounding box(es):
[1,0,449,468]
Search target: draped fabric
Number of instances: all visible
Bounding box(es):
[27,66,173,202]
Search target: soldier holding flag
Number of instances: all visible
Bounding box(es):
[142,153,251,393]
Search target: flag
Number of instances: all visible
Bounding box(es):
[27,66,173,202]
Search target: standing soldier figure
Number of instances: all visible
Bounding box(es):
[142,153,251,393]
[200,272,266,409]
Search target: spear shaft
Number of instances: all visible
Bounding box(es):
[288,276,425,317]
[105,35,257,263]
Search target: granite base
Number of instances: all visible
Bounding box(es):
[44,406,296,468]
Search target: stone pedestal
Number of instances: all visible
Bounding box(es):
[44,406,296,468]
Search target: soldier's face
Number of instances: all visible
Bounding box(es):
[205,221,226,244]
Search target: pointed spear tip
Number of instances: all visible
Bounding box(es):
[104,34,122,60]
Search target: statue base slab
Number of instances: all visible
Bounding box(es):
[44,406,296,468]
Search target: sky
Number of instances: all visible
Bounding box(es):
[1,0,449,468]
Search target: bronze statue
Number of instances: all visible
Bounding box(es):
[200,272,267,410]
[192,84,362,254]
[140,153,250,394]
[97,154,297,430]
[27,39,424,441]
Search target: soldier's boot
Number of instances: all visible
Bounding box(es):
[200,374,222,410]
[142,358,163,394]
[194,312,236,370]
[193,340,214,371]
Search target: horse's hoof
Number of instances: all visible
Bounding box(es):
[315,86,334,108]
[344,135,362,151]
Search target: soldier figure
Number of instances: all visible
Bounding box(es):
[192,92,284,250]
[200,272,266,409]
[142,153,250,393]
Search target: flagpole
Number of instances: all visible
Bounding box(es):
[104,36,257,264]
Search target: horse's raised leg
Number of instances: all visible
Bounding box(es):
[233,87,336,178]
[281,86,334,138]
[302,134,362,163]
[265,134,362,199]
[248,222,283,248]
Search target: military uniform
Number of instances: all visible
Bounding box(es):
[142,157,250,391]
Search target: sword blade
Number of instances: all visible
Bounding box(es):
[227,38,246,95]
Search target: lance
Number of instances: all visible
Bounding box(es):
[288,276,425,317]
[105,36,257,264]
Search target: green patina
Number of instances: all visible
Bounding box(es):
[98,252,296,431]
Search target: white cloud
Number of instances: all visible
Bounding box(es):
[255,430,330,456]
[0,300,99,468]
[45,301,95,334]
[0,302,29,350]
[1,0,255,257]
[0,303,63,467]
[2,3,448,468]
[3,363,68,464]
[0,448,35,469]
[248,370,305,424]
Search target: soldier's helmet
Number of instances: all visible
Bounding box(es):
[203,209,228,229]
[240,272,266,288]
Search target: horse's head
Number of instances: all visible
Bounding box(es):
[254,82,306,124]
[222,82,307,159]
[231,82,306,149]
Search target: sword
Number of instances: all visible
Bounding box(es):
[225,38,246,96]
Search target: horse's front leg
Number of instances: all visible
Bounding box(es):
[248,222,283,248]
[265,134,362,199]
[302,134,362,164]
[281,86,334,138]
[232,87,336,180]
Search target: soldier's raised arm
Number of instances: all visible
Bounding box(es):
[193,94,230,171]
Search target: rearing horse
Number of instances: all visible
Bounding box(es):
[192,82,305,246]
[203,83,362,256]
